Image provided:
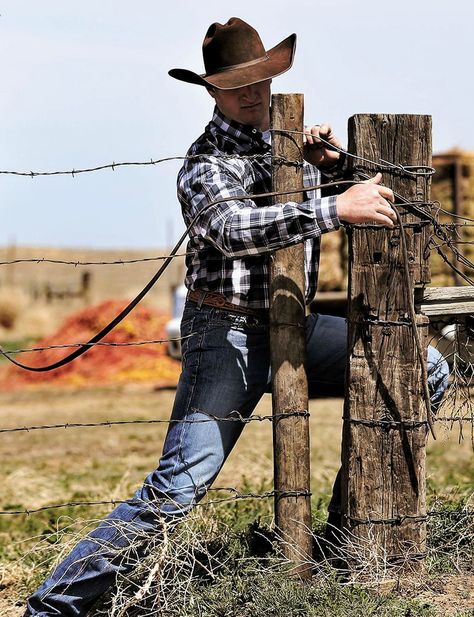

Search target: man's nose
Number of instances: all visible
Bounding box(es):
[240,85,258,98]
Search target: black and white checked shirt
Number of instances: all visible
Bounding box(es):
[177,107,341,309]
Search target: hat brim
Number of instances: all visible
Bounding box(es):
[169,33,296,90]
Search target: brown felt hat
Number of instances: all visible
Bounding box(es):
[169,17,296,90]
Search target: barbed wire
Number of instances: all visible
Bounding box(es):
[0,492,471,518]
[271,128,437,178]
[0,220,471,269]
[0,253,189,267]
[0,487,312,517]
[2,410,472,437]
[0,410,309,434]
[0,152,285,178]
[2,335,192,354]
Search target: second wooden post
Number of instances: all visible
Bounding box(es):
[270,93,312,576]
[341,114,432,571]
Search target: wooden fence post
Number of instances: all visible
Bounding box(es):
[270,93,312,576]
[341,114,432,571]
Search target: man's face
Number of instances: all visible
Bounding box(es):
[209,79,271,131]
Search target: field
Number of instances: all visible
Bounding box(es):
[0,385,472,616]
[0,245,472,615]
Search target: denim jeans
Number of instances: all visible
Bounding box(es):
[25,302,448,616]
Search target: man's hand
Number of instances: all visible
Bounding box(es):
[303,123,342,168]
[336,173,396,228]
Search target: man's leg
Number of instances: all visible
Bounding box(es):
[25,304,270,617]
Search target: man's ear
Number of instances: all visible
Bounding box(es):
[206,86,216,100]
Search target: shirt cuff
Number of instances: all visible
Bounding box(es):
[317,195,341,232]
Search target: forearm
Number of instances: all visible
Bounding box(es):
[214,196,340,258]
[179,157,340,259]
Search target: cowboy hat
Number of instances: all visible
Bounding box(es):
[169,17,296,90]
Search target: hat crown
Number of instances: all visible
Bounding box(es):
[203,17,266,75]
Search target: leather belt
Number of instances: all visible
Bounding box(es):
[187,289,266,318]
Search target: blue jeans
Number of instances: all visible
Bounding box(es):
[25,303,448,616]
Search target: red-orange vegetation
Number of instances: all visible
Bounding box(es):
[0,300,181,390]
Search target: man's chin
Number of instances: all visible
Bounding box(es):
[240,110,269,129]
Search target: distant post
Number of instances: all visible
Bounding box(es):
[341,114,432,570]
[270,93,312,577]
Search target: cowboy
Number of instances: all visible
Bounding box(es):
[24,18,448,616]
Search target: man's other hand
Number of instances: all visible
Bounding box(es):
[336,173,397,228]
[303,123,342,168]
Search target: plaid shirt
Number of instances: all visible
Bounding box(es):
[177,107,341,309]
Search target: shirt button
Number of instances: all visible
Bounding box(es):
[252,128,257,134]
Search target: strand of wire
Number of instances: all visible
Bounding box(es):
[0,253,190,267]
[1,220,472,270]
[0,411,309,434]
[0,153,292,178]
[0,488,312,516]
[0,412,470,436]
[2,334,197,354]
[270,128,436,177]
[344,511,474,525]
[0,133,438,179]
[0,495,472,518]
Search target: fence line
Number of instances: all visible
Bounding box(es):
[0,134,436,178]
[0,219,469,267]
[0,299,465,355]
[0,141,472,547]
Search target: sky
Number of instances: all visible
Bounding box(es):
[1,0,473,250]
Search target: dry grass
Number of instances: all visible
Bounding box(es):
[0,246,185,343]
[0,385,472,615]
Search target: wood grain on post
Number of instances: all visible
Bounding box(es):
[270,93,312,577]
[341,114,432,570]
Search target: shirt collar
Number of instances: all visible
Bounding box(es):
[210,106,263,146]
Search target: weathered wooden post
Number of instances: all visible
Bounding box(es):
[270,93,312,576]
[341,114,432,571]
